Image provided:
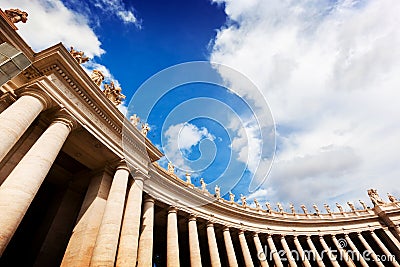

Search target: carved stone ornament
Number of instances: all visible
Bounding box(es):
[69,46,89,64]
[103,81,126,106]
[141,123,150,136]
[5,9,28,24]
[130,114,140,127]
[387,193,397,203]
[367,189,385,206]
[90,69,104,86]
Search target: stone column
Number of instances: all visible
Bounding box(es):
[383,228,400,249]
[293,236,311,267]
[188,215,202,267]
[356,232,385,267]
[280,235,297,267]
[61,170,113,267]
[239,230,254,267]
[318,236,340,267]
[0,112,75,256]
[0,90,51,162]
[137,196,155,267]
[369,230,400,266]
[167,206,180,267]
[116,172,146,267]
[207,222,221,267]
[306,236,325,267]
[344,234,369,267]
[266,234,283,267]
[89,164,129,267]
[253,233,268,267]
[223,227,238,267]
[331,235,356,267]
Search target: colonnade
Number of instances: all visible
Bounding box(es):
[1,90,400,267]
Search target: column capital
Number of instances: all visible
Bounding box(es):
[133,169,149,181]
[222,226,230,232]
[20,87,52,110]
[168,206,179,214]
[188,214,197,222]
[143,195,155,204]
[206,221,214,227]
[115,161,129,172]
[52,109,78,131]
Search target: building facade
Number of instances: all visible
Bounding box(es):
[1,9,400,267]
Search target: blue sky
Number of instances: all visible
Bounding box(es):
[4,0,400,213]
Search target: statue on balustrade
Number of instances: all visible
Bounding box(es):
[359,200,367,210]
[141,123,150,136]
[240,194,247,207]
[277,203,284,213]
[5,9,28,24]
[347,202,356,212]
[387,193,397,203]
[69,46,89,64]
[103,81,126,106]
[167,161,174,174]
[214,185,220,198]
[254,198,261,210]
[289,203,295,214]
[229,191,235,203]
[185,173,191,184]
[200,178,206,191]
[265,202,272,213]
[90,70,104,87]
[324,204,332,214]
[300,204,308,214]
[312,204,320,214]
[336,203,344,213]
[368,189,385,206]
[130,114,140,127]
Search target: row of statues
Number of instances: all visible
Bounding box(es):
[163,164,398,214]
[129,114,150,136]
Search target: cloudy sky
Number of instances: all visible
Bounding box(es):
[3,0,400,213]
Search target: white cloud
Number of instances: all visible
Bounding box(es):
[163,123,215,174]
[2,0,104,57]
[211,0,400,207]
[93,0,140,27]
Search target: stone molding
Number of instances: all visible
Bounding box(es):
[20,86,53,110]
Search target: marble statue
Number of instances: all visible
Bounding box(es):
[199,178,206,191]
[289,203,295,214]
[313,204,320,214]
[368,189,385,206]
[229,191,235,203]
[240,194,247,207]
[254,198,261,210]
[300,204,308,214]
[324,204,332,214]
[347,201,356,212]
[5,9,28,24]
[277,203,284,213]
[130,114,140,127]
[359,200,367,210]
[69,46,89,64]
[387,193,397,203]
[167,162,174,174]
[336,203,344,213]
[215,185,220,198]
[141,123,150,136]
[265,202,272,213]
[103,81,126,106]
[90,70,104,86]
[185,173,191,184]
